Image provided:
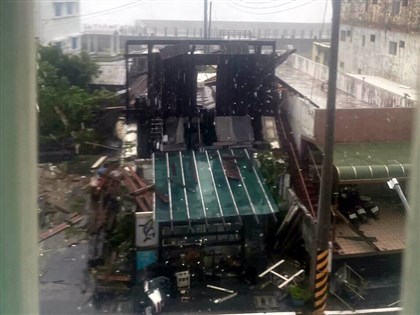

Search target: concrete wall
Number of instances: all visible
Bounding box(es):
[339,25,420,88]
[341,0,420,33]
[284,92,316,149]
[287,54,416,108]
[34,0,81,53]
[134,20,331,40]
[314,107,414,145]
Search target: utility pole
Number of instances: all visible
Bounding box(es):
[313,0,341,313]
[208,1,213,38]
[204,0,208,39]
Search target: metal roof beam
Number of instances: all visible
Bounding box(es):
[244,149,277,222]
[205,150,226,226]
[166,152,174,231]
[192,151,208,229]
[179,152,192,230]
[230,149,260,224]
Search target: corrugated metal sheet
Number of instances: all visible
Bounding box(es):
[153,149,278,225]
[331,142,411,183]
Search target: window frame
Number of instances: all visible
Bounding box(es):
[389,41,398,55]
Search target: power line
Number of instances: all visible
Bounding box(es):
[225,0,315,16]
[42,1,144,29]
[228,0,300,11]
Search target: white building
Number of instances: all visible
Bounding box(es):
[82,25,121,56]
[338,0,420,88]
[34,0,82,53]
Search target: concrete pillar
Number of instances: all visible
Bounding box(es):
[86,34,91,52]
[93,34,98,53]
[0,1,39,314]
[115,33,120,55]
[110,33,115,56]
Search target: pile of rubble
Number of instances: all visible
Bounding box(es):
[38,163,90,242]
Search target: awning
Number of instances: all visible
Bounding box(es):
[153,149,278,227]
[331,142,411,183]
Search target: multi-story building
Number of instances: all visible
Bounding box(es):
[34,0,82,53]
[338,0,420,88]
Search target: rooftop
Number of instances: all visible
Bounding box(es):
[334,198,406,257]
[153,149,278,226]
[347,74,418,102]
[276,65,372,109]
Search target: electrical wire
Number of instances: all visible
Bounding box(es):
[80,1,144,19]
[225,0,302,11]
[225,0,316,16]
[43,0,144,28]
[40,0,148,34]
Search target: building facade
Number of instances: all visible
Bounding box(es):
[34,0,82,53]
[338,0,420,88]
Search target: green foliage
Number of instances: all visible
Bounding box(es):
[38,45,99,89]
[37,45,117,141]
[256,150,288,204]
[108,213,135,249]
[288,284,312,301]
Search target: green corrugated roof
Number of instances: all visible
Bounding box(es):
[153,149,278,226]
[332,142,411,182]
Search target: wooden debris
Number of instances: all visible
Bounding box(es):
[39,213,84,242]
[91,156,108,169]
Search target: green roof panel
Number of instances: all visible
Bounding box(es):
[153,149,278,225]
[331,142,411,183]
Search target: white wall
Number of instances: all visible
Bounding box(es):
[284,93,316,150]
[287,54,417,108]
[34,0,81,53]
[338,24,420,88]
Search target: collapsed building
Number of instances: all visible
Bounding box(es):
[87,39,315,313]
[124,38,286,276]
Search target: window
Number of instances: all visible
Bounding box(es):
[365,0,369,11]
[391,0,401,14]
[362,35,366,47]
[66,2,73,15]
[71,37,78,50]
[53,2,62,17]
[402,0,409,6]
[389,41,398,55]
[370,34,376,42]
[399,40,405,48]
[340,30,346,41]
[339,61,344,68]
[372,0,378,4]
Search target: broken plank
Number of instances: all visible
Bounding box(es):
[91,156,108,169]
[39,214,84,242]
[131,184,155,195]
[94,274,131,282]
[122,171,150,212]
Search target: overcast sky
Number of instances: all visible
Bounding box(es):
[81,0,332,25]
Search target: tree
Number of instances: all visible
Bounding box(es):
[38,45,99,89]
[37,45,117,145]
